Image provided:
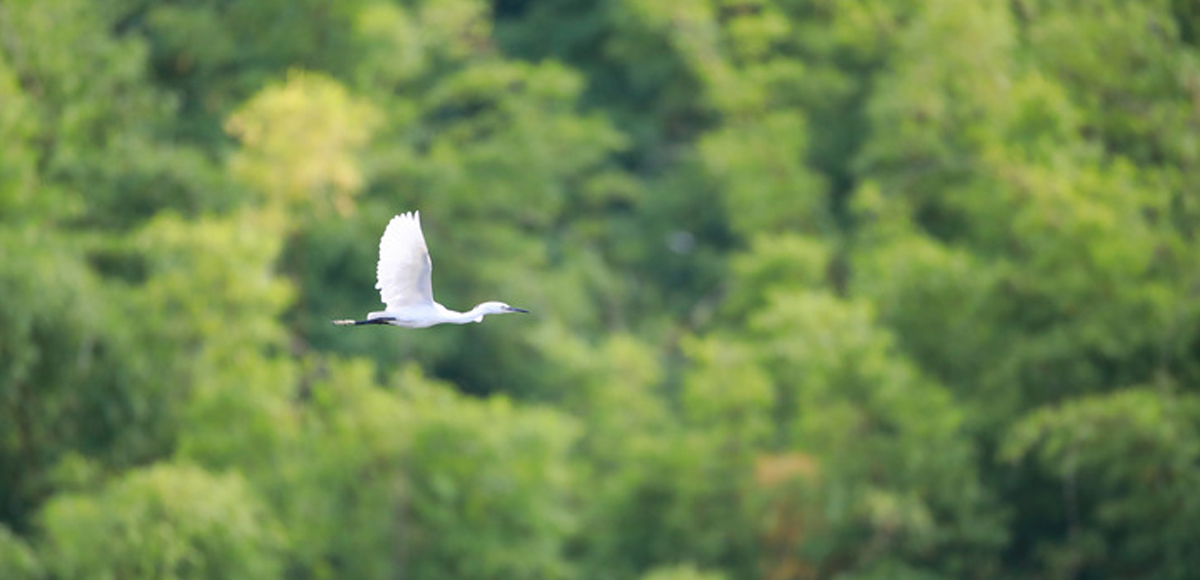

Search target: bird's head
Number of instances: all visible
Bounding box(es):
[477,301,530,319]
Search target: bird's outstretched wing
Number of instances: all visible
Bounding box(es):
[375,212,435,310]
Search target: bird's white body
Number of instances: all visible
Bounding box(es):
[334,212,528,328]
[366,301,514,328]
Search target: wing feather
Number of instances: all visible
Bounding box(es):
[375,212,435,310]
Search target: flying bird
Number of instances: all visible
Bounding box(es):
[333,211,529,328]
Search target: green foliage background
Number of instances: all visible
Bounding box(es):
[2,0,1199,579]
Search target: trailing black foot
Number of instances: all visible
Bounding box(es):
[332,318,394,326]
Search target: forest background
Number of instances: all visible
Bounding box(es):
[2,0,1200,579]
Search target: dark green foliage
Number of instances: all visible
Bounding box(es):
[0,228,175,531]
[0,524,41,580]
[1,1,1197,579]
[1003,388,1200,580]
[39,463,282,580]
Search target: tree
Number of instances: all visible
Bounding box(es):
[0,227,175,531]
[1,0,228,230]
[1003,388,1200,580]
[38,463,282,580]
[226,70,381,221]
[0,525,40,580]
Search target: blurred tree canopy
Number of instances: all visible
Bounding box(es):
[2,0,1198,579]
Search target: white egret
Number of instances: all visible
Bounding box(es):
[333,211,529,328]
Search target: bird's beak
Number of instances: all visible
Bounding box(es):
[506,306,530,313]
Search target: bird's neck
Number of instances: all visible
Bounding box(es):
[437,303,486,324]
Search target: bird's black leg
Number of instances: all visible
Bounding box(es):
[332,317,395,326]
